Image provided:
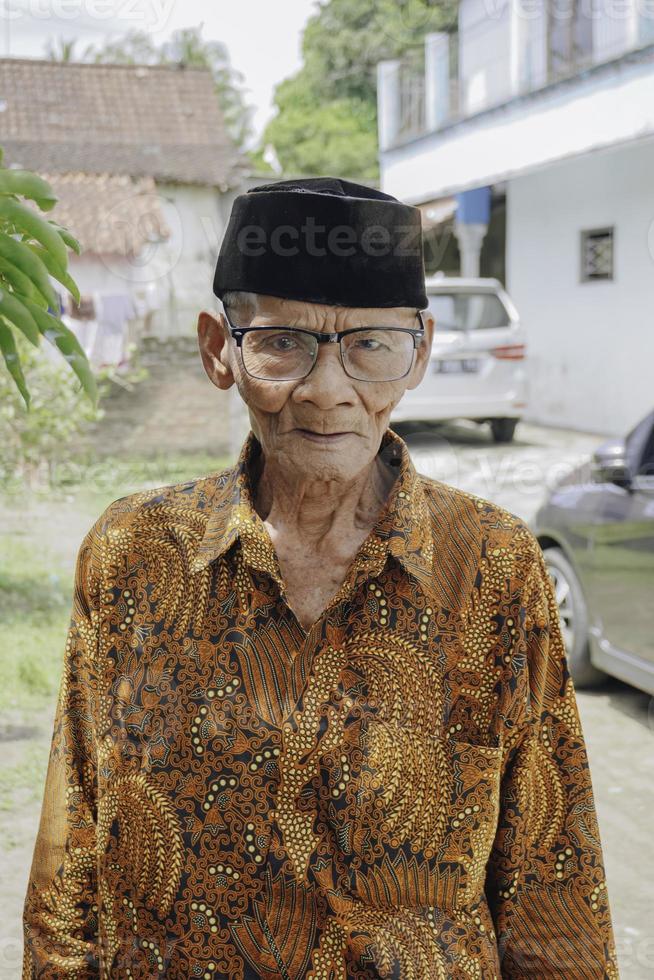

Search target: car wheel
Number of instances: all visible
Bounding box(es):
[490,418,518,443]
[543,547,606,688]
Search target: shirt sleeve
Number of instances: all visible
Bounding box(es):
[484,530,620,978]
[22,518,104,977]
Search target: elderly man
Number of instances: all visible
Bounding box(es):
[23,178,618,978]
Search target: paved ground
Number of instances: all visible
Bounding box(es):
[400,419,654,978]
[2,419,652,978]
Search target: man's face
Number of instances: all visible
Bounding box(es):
[198,293,434,484]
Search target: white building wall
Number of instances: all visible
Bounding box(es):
[151,184,226,337]
[507,139,654,435]
[67,253,137,296]
[67,184,227,339]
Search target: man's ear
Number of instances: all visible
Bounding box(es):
[405,310,434,390]
[197,309,235,390]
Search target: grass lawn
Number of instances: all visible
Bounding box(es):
[0,449,234,980]
[0,533,72,711]
[1,450,230,713]
[0,450,231,845]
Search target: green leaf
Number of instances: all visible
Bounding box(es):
[23,298,98,407]
[0,169,58,210]
[26,244,80,305]
[0,318,30,407]
[0,255,38,302]
[48,222,82,255]
[0,287,40,346]
[0,196,68,269]
[0,232,59,308]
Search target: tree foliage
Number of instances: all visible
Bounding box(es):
[262,0,458,181]
[0,323,153,491]
[0,329,100,490]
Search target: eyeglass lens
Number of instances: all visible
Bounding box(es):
[240,328,415,382]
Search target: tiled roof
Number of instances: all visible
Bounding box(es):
[0,57,246,188]
[43,172,170,257]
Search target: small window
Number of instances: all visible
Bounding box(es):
[580,227,614,282]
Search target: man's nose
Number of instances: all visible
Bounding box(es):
[293,341,357,405]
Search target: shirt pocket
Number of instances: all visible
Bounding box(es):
[344,715,503,912]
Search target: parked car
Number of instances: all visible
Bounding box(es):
[392,274,528,442]
[532,408,654,692]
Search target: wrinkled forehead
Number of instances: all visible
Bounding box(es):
[237,292,419,328]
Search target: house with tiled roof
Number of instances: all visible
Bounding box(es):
[0,56,250,358]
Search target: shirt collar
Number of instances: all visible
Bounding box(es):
[189,427,435,593]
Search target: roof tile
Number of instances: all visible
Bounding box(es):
[0,58,246,187]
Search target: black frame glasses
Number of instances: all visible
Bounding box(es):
[222,305,427,383]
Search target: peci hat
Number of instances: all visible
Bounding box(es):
[212,176,428,310]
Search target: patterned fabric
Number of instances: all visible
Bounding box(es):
[22,427,619,978]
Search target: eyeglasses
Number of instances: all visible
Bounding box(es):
[222,306,426,383]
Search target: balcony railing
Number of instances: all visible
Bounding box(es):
[397,64,426,142]
[396,32,460,142]
[389,5,654,148]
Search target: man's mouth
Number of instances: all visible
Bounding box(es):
[295,428,353,441]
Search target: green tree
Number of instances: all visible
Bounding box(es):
[0,325,154,492]
[44,37,94,62]
[0,329,99,490]
[262,0,457,181]
[264,78,378,181]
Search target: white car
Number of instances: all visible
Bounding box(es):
[393,275,528,443]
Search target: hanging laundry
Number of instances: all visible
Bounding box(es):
[94,292,136,368]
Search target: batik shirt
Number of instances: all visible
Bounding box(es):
[23,427,619,978]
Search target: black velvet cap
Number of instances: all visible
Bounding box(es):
[213,176,428,309]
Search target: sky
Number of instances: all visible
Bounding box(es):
[0,0,321,146]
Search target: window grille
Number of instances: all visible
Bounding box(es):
[580,227,614,281]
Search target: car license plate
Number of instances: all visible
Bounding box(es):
[433,358,480,374]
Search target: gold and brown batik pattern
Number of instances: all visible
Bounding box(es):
[23,427,619,978]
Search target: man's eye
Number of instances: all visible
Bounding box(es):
[352,337,385,351]
[266,334,297,351]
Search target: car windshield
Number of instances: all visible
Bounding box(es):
[427,292,510,331]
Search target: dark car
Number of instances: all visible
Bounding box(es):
[532,409,654,692]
